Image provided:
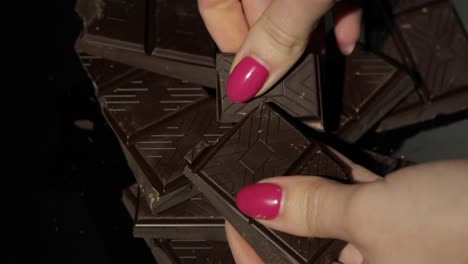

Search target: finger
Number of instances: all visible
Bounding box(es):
[333,0,362,55]
[225,221,264,264]
[198,0,249,52]
[338,243,364,264]
[242,0,272,26]
[235,176,362,240]
[226,0,335,103]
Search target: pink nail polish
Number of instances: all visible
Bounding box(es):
[235,183,282,220]
[226,56,269,103]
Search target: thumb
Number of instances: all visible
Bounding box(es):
[226,0,334,103]
[235,176,360,241]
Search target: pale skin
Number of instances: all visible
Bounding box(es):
[198,1,468,263]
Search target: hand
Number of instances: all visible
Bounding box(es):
[198,0,362,102]
[226,158,468,263]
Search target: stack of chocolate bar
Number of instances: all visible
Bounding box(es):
[75,0,467,263]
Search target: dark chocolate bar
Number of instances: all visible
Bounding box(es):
[79,53,137,92]
[144,239,235,264]
[362,150,415,175]
[121,184,139,221]
[99,70,210,145]
[97,66,232,212]
[133,187,226,241]
[335,44,414,142]
[75,0,218,88]
[374,0,468,131]
[216,53,325,130]
[184,103,349,264]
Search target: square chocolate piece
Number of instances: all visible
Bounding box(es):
[217,53,325,130]
[184,103,349,264]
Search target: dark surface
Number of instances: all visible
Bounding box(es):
[375,0,468,131]
[75,0,218,87]
[30,1,155,263]
[184,103,349,264]
[38,44,155,264]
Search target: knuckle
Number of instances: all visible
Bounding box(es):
[262,15,306,53]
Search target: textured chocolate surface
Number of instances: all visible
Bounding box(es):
[99,70,209,144]
[336,45,414,141]
[376,0,468,131]
[184,103,349,264]
[97,68,231,212]
[145,239,235,264]
[133,187,225,241]
[216,53,324,130]
[76,0,218,87]
[79,53,136,91]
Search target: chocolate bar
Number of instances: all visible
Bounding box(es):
[216,53,325,130]
[121,184,139,221]
[335,44,414,142]
[97,66,232,212]
[374,0,468,131]
[216,24,327,129]
[133,187,226,241]
[79,53,136,92]
[184,103,349,264]
[144,239,235,264]
[75,0,218,88]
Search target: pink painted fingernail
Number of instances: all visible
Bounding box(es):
[226,56,269,103]
[235,183,282,220]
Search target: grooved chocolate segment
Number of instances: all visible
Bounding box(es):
[84,0,146,47]
[121,184,138,221]
[79,53,136,90]
[98,67,230,212]
[148,0,216,66]
[336,45,414,142]
[377,0,468,130]
[121,98,232,212]
[147,239,235,264]
[76,0,218,87]
[133,187,226,241]
[100,70,209,144]
[216,54,324,130]
[184,103,349,264]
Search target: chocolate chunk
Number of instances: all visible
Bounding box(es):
[99,70,209,144]
[144,239,235,264]
[216,53,325,130]
[147,0,216,66]
[78,0,147,48]
[336,44,414,142]
[79,53,136,91]
[99,68,232,212]
[184,103,349,264]
[75,0,218,87]
[121,184,139,221]
[361,150,415,175]
[133,187,225,241]
[373,0,468,131]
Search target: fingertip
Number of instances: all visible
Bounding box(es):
[333,3,362,56]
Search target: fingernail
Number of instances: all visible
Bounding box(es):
[339,43,355,56]
[226,56,269,103]
[235,183,282,220]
